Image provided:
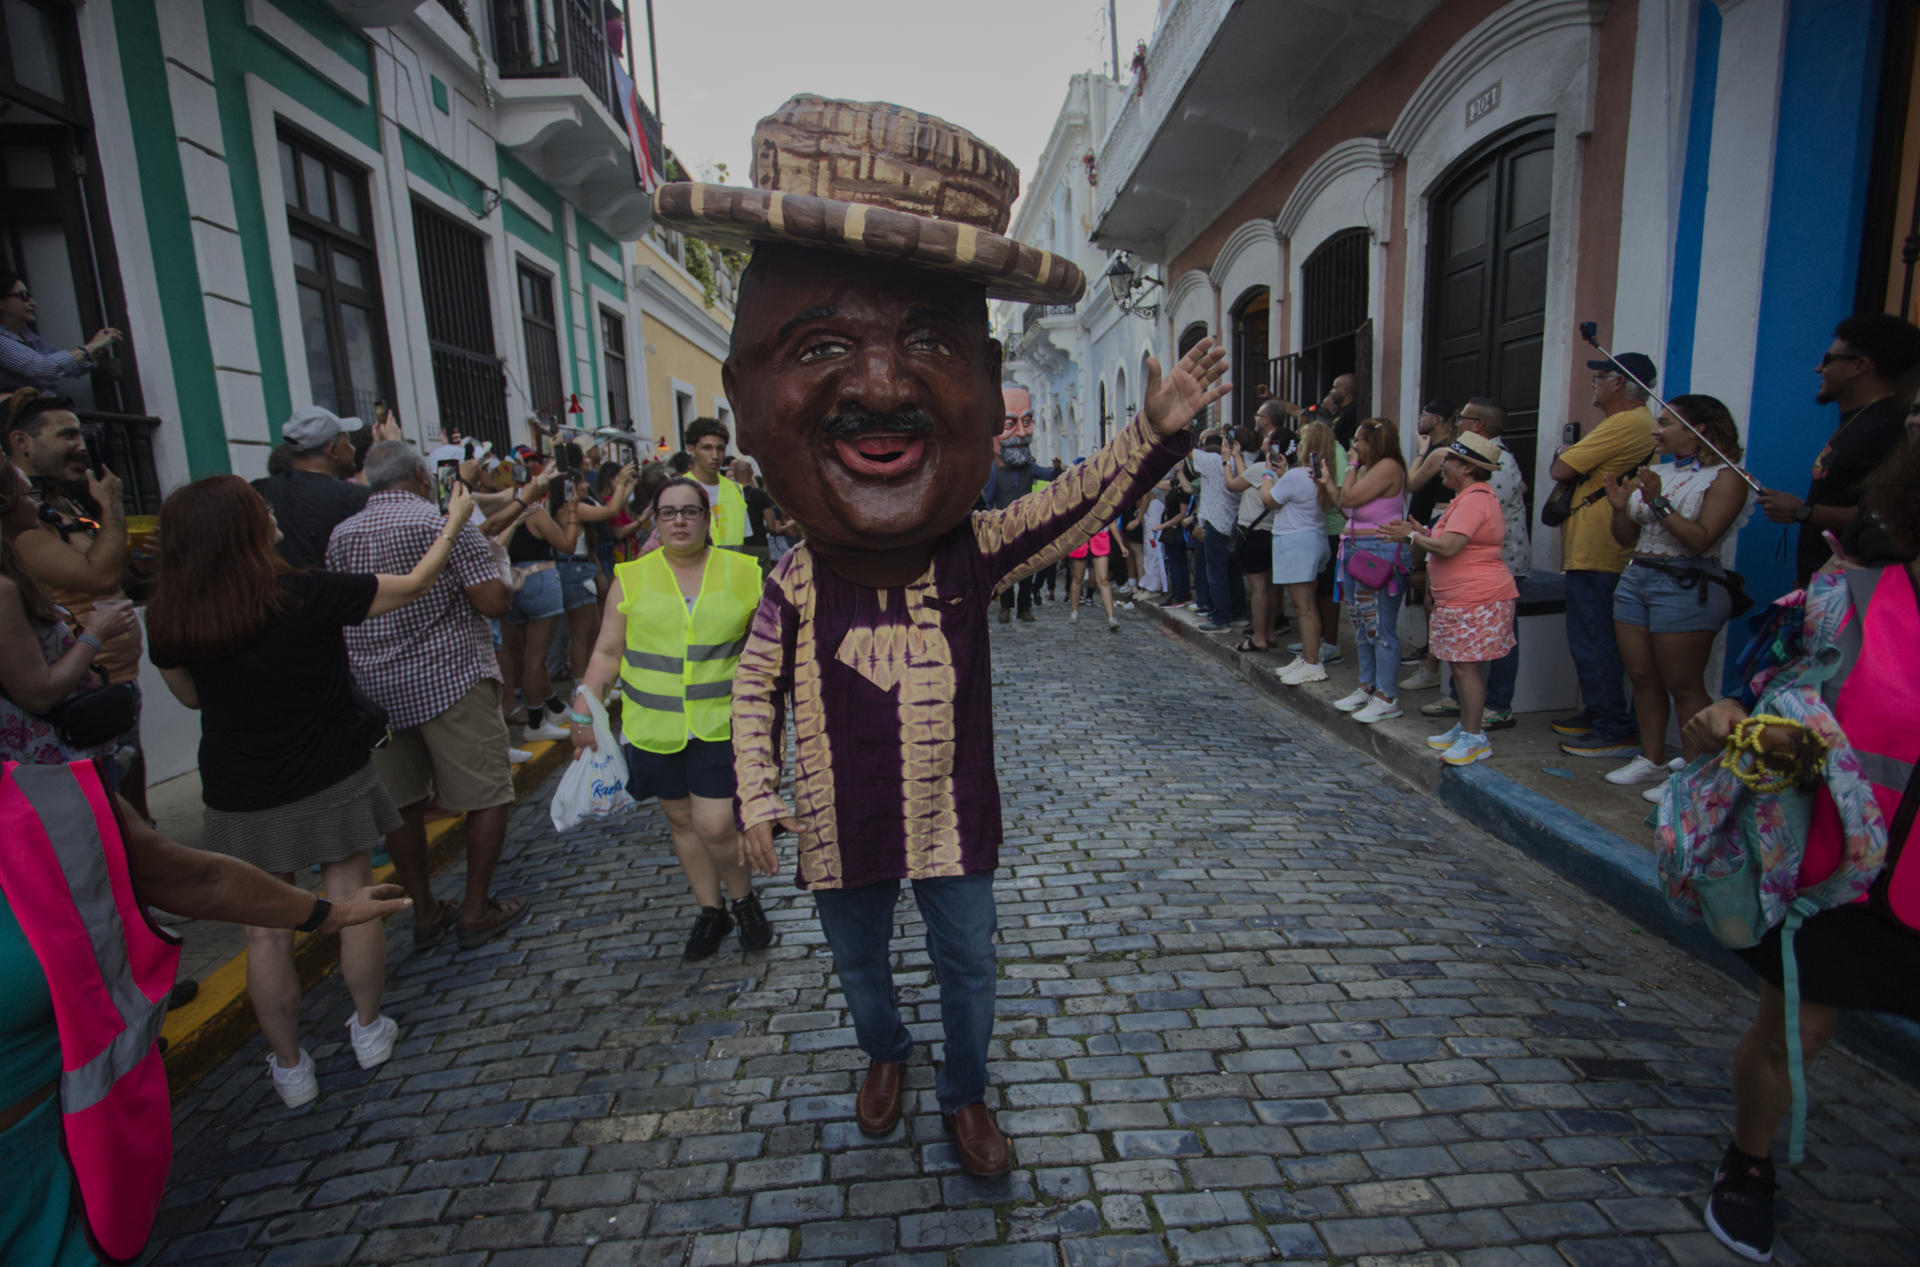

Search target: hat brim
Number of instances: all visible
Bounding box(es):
[653,183,1086,306]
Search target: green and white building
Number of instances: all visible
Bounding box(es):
[3,0,657,496]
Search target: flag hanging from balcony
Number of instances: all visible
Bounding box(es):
[614,61,665,193]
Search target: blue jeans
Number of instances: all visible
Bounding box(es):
[813,873,998,1112]
[1163,534,1191,602]
[1564,568,1633,739]
[1202,526,1236,623]
[1348,541,1404,694]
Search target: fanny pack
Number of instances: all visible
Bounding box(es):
[0,670,141,750]
[1228,507,1273,554]
[1633,556,1754,618]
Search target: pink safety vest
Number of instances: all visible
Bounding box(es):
[0,760,180,1264]
[1800,566,1920,926]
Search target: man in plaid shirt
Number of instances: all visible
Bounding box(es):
[328,442,530,950]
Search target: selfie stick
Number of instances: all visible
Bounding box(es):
[1577,321,1763,493]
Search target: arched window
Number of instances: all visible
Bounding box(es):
[1231,287,1270,430]
[1281,228,1370,419]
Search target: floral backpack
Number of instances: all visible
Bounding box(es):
[1650,569,1892,1163]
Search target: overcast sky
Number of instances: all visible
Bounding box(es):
[626,0,1162,219]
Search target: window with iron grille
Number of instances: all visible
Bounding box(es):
[277,127,392,421]
[599,306,629,429]
[412,200,509,449]
[517,260,563,427]
[1297,228,1370,411]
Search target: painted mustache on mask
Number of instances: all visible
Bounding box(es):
[821,405,935,438]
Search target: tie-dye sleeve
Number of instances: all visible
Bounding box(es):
[731,569,798,832]
[971,413,1191,591]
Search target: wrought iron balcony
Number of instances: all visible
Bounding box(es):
[492,0,620,124]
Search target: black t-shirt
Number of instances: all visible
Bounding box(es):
[152,571,378,812]
[742,484,773,547]
[252,470,371,570]
[1334,403,1361,449]
[1798,397,1907,583]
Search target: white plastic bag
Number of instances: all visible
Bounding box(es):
[549,693,634,832]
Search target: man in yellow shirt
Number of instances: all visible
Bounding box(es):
[1547,352,1655,758]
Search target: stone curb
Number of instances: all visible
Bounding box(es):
[158,738,575,1099]
[1136,597,1920,1087]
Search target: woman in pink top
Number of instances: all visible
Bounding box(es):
[1382,434,1515,765]
[1318,418,1408,723]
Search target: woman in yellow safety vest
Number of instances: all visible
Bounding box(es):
[568,477,772,960]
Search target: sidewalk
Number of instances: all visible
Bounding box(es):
[1125,589,1920,1087]
[153,738,574,1098]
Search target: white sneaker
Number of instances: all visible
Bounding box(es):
[507,746,533,766]
[1283,662,1328,685]
[1399,665,1442,692]
[1440,732,1493,766]
[1668,757,1687,772]
[347,1014,399,1069]
[269,1048,318,1108]
[1426,723,1465,751]
[1108,617,1120,631]
[1333,688,1372,713]
[1605,755,1669,786]
[1069,609,1079,623]
[1274,656,1306,679]
[1353,697,1403,724]
[524,718,570,742]
[1642,784,1666,804]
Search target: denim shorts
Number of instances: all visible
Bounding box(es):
[1613,557,1730,634]
[556,559,598,610]
[505,566,564,625]
[622,736,735,802]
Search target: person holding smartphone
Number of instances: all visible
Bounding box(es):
[1263,421,1339,684]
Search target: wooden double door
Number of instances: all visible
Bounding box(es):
[1423,124,1554,497]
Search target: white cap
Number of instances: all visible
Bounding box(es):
[283,405,360,452]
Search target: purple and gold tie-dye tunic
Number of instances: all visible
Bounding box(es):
[732,414,1191,891]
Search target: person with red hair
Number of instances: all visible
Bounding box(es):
[146,474,475,1108]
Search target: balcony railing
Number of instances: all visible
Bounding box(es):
[492,0,621,123]
[1021,303,1077,334]
[428,344,511,452]
[76,411,163,516]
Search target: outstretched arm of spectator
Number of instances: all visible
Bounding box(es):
[367,487,474,615]
[568,581,628,758]
[123,794,410,933]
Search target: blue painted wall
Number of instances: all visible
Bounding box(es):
[1732,0,1887,660]
[1663,3,1720,397]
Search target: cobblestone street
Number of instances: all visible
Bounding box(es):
[148,602,1920,1267]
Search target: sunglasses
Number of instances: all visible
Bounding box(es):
[4,289,28,302]
[1820,352,1865,368]
[654,504,707,521]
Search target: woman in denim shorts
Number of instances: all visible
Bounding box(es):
[1601,394,1753,792]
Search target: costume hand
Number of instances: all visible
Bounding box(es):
[1143,337,1230,437]
[1756,488,1803,524]
[1681,697,1748,760]
[444,485,475,531]
[1601,472,1630,510]
[741,817,795,876]
[317,884,412,934]
[1636,467,1663,501]
[85,467,123,514]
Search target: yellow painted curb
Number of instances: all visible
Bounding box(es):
[160,739,575,1099]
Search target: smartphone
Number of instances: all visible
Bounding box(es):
[464,441,476,460]
[1562,421,1582,445]
[435,460,458,513]
[1308,453,1323,480]
[512,461,529,484]
[555,445,572,474]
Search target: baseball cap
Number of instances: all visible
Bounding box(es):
[1421,398,1455,419]
[1586,352,1658,387]
[283,405,360,452]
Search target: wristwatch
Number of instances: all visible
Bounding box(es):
[294,897,332,933]
[1793,504,1812,523]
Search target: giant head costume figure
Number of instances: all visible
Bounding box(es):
[655,96,1085,587]
[998,385,1035,470]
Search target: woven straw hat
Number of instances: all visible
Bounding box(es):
[651,96,1085,305]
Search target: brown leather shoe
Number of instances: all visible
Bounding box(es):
[942,1102,1010,1175]
[856,1059,904,1136]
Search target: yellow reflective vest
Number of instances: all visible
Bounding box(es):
[705,476,749,547]
[614,546,763,752]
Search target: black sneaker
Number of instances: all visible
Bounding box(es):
[1483,708,1517,731]
[1706,1142,1776,1261]
[1551,710,1595,736]
[684,906,733,960]
[732,892,773,951]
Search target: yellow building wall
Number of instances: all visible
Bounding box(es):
[642,314,731,452]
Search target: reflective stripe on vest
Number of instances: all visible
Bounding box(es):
[0,760,181,1263]
[614,548,762,752]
